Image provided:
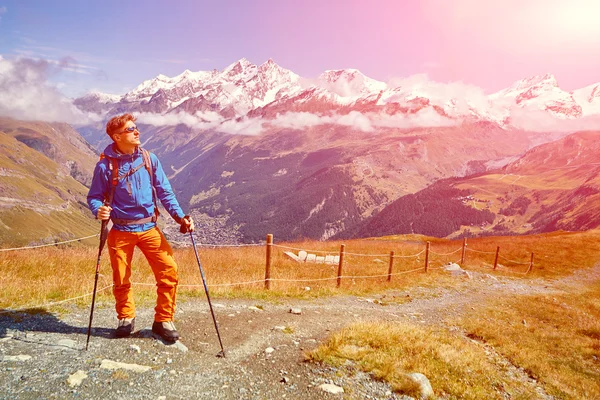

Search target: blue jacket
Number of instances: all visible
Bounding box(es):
[87,144,185,232]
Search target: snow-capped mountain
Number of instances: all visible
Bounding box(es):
[489,73,583,119]
[76,59,600,129]
[572,82,600,116]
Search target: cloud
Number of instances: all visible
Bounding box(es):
[0,6,6,21]
[0,56,102,124]
[508,106,600,132]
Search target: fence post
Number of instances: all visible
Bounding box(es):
[493,246,500,270]
[387,251,394,282]
[424,242,430,272]
[460,237,467,265]
[337,244,345,288]
[526,252,534,274]
[265,234,273,290]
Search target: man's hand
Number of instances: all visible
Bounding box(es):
[180,215,195,234]
[97,205,112,221]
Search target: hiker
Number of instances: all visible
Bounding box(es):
[87,113,194,342]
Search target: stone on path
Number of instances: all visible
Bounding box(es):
[318,383,344,394]
[289,308,302,315]
[2,354,31,362]
[56,339,78,350]
[67,370,88,387]
[100,359,152,373]
[172,341,188,353]
[265,347,275,354]
[406,372,434,399]
[130,344,141,353]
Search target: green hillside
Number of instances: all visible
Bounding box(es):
[0,130,98,248]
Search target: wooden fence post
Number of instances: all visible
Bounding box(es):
[265,234,273,290]
[526,252,534,274]
[460,237,467,265]
[337,244,345,288]
[493,246,500,270]
[424,242,430,272]
[387,251,394,282]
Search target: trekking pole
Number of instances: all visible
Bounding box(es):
[189,232,225,357]
[85,219,109,351]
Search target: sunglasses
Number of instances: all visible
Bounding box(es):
[120,126,139,134]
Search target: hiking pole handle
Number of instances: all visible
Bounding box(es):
[190,232,225,356]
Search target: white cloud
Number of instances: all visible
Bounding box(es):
[508,106,600,132]
[0,6,6,21]
[0,57,101,124]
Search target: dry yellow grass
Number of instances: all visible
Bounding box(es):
[459,282,600,399]
[307,322,540,399]
[2,229,600,309]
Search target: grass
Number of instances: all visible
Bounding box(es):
[308,293,600,399]
[307,322,540,399]
[458,282,600,399]
[2,229,600,309]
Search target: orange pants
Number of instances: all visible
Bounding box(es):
[107,227,178,322]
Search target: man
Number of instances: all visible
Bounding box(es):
[87,113,193,342]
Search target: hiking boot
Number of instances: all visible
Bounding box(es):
[152,321,180,342]
[115,317,135,338]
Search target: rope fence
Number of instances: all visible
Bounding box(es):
[0,234,99,252]
[0,234,537,312]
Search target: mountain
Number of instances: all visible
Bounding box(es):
[352,130,600,239]
[147,122,552,243]
[489,73,584,121]
[0,118,99,247]
[76,61,600,131]
[68,59,600,243]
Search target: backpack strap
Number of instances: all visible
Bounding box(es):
[141,148,160,220]
[105,155,119,206]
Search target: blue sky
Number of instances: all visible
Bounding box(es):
[1,0,599,98]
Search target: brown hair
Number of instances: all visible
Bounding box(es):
[106,113,136,139]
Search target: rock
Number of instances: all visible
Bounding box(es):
[318,383,344,394]
[289,308,302,315]
[273,326,286,331]
[445,263,470,278]
[56,339,78,349]
[248,306,263,312]
[265,347,275,354]
[406,372,434,399]
[130,344,141,353]
[304,286,311,291]
[2,355,31,362]
[99,359,152,373]
[173,341,188,353]
[67,370,88,387]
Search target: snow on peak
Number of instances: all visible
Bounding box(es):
[317,69,387,98]
[571,82,600,116]
[85,91,121,103]
[509,73,558,91]
[492,73,559,99]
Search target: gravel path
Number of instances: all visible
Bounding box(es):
[1,267,593,400]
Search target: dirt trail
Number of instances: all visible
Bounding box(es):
[1,267,595,400]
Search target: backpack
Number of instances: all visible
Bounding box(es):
[99,147,160,225]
